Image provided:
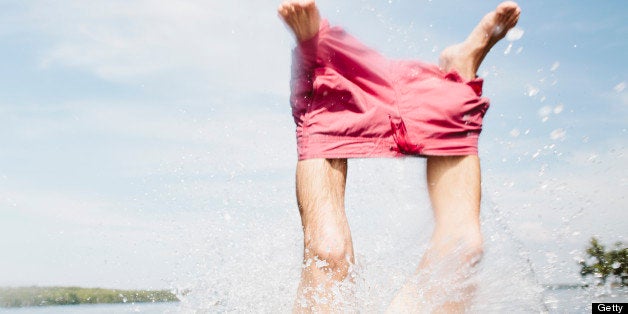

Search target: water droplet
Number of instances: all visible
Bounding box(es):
[527,86,540,97]
[504,42,513,55]
[532,150,541,159]
[587,154,599,162]
[550,62,560,72]
[550,128,566,140]
[506,27,524,41]
[315,259,329,269]
[538,106,552,117]
[614,81,626,93]
[553,104,564,114]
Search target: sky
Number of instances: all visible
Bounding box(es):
[0,0,626,295]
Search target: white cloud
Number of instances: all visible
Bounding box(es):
[481,144,628,283]
[1,188,129,229]
[1,99,296,180]
[486,144,628,234]
[25,0,291,94]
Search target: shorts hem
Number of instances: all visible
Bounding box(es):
[297,134,479,160]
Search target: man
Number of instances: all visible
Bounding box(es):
[278,1,521,311]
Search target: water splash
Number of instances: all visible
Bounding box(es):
[167,159,547,312]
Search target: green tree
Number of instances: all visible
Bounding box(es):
[579,237,627,286]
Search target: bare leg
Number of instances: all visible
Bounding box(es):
[295,158,354,312]
[439,1,521,81]
[389,2,520,312]
[278,1,355,312]
[422,155,483,312]
[388,156,482,313]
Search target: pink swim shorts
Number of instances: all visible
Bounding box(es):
[290,20,490,160]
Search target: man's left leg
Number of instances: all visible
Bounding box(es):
[422,155,483,311]
[388,156,483,312]
[439,1,521,81]
[388,2,520,312]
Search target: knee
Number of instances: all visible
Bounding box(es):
[458,233,484,267]
[303,228,353,275]
[434,231,484,268]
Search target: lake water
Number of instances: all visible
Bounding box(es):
[1,287,626,313]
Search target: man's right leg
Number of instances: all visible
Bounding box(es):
[295,158,354,312]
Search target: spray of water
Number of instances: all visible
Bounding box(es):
[166,158,547,312]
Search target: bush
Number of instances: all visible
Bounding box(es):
[579,237,627,286]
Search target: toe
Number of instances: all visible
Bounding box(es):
[288,5,296,17]
[278,5,288,18]
[509,10,521,26]
[497,1,519,15]
[304,0,316,10]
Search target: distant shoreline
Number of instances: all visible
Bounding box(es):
[2,284,623,308]
[0,286,179,308]
[543,283,626,290]
[543,283,588,290]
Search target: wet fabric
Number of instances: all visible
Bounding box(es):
[290,20,490,160]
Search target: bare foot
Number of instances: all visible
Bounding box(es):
[439,1,521,80]
[278,0,321,42]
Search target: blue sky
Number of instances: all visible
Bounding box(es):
[0,0,626,294]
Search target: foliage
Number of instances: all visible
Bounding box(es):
[0,286,179,308]
[579,237,627,286]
